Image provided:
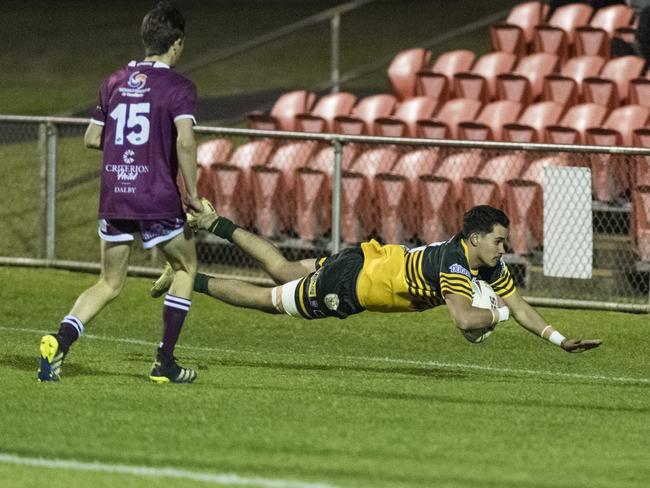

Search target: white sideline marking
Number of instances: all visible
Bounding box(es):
[3,325,650,385]
[0,453,342,488]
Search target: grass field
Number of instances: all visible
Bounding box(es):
[1,266,649,488]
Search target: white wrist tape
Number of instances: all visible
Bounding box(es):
[496,306,509,322]
[548,330,566,347]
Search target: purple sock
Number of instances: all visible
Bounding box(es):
[160,294,191,358]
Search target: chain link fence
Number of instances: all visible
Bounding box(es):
[1,116,649,310]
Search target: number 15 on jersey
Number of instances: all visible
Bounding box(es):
[109,102,150,146]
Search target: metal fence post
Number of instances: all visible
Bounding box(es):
[330,13,340,93]
[46,122,57,260]
[330,138,342,255]
[37,123,47,258]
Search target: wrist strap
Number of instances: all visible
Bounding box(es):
[496,306,509,322]
[548,330,566,347]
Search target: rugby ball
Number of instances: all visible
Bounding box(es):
[461,280,498,344]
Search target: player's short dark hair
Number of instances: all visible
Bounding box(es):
[141,2,185,56]
[462,205,509,238]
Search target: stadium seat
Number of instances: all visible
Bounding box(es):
[502,101,565,142]
[613,26,636,44]
[418,149,485,242]
[296,92,357,133]
[294,143,361,240]
[196,138,233,203]
[533,3,593,61]
[417,98,483,139]
[545,102,609,144]
[387,48,432,100]
[628,75,650,108]
[375,96,439,137]
[334,94,398,135]
[374,148,439,243]
[496,52,559,104]
[453,51,518,103]
[246,90,316,131]
[340,147,400,243]
[582,55,645,109]
[416,49,476,100]
[542,55,606,107]
[631,128,650,189]
[458,100,523,141]
[585,104,650,202]
[489,1,549,56]
[631,186,650,260]
[250,140,319,238]
[210,138,275,228]
[575,4,634,57]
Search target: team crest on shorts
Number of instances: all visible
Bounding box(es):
[324,293,340,311]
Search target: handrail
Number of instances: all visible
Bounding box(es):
[3,114,650,156]
[311,7,510,91]
[179,0,375,75]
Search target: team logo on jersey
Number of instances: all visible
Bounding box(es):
[324,293,340,311]
[122,149,135,164]
[449,263,471,278]
[127,71,147,89]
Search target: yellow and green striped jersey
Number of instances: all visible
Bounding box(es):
[355,235,516,313]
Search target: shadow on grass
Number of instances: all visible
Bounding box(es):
[1,353,143,380]
[205,357,468,379]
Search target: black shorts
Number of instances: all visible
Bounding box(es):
[290,247,365,319]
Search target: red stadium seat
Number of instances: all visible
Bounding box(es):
[417,98,483,139]
[533,3,593,61]
[631,129,650,189]
[582,55,645,109]
[575,4,634,57]
[628,75,650,108]
[416,50,476,100]
[585,105,650,202]
[296,92,357,133]
[334,94,398,135]
[490,1,549,56]
[613,26,636,44]
[503,101,565,142]
[340,147,400,243]
[542,55,606,107]
[631,187,650,260]
[196,138,233,202]
[375,96,439,138]
[387,48,432,101]
[210,139,275,228]
[458,100,523,141]
[246,90,316,131]
[453,52,518,103]
[250,140,319,238]
[496,52,559,104]
[294,143,361,240]
[375,148,439,243]
[545,102,608,144]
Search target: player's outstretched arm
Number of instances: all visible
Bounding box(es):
[503,290,602,353]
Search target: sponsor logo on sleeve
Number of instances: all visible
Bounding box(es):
[449,263,471,278]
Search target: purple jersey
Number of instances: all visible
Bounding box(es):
[91,60,197,219]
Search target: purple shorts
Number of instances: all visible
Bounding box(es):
[98,217,185,249]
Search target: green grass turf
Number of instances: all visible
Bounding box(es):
[1,266,649,488]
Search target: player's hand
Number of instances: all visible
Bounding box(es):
[561,337,602,353]
[185,196,203,213]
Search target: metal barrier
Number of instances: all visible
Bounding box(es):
[1,115,649,311]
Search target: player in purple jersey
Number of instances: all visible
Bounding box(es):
[38,2,202,384]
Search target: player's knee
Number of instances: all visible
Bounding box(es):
[98,277,125,300]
